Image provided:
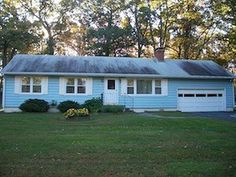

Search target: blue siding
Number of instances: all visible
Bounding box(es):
[4,76,104,108]
[4,76,234,110]
[119,79,234,109]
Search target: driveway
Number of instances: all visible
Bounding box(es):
[191,112,236,122]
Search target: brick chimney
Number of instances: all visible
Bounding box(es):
[154,47,165,61]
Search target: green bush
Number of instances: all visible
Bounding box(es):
[19,99,49,112]
[57,100,80,113]
[100,105,125,113]
[82,97,103,113]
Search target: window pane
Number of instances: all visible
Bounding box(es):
[137,80,152,94]
[127,87,134,94]
[108,80,115,90]
[207,94,217,97]
[77,86,86,93]
[155,80,161,87]
[22,85,30,93]
[78,78,86,85]
[22,77,30,85]
[67,78,74,85]
[33,86,41,93]
[218,94,223,97]
[155,87,162,94]
[178,94,183,97]
[184,94,195,97]
[127,80,134,86]
[66,86,75,93]
[196,94,206,97]
[33,77,41,85]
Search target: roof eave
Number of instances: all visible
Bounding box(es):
[2,72,235,79]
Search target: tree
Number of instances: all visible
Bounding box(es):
[19,0,78,55]
[0,0,40,68]
[79,0,133,56]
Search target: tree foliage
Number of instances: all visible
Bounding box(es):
[0,0,235,66]
[0,0,40,68]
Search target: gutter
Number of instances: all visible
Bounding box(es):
[2,72,235,80]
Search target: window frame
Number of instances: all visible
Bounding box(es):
[154,80,162,95]
[21,76,31,93]
[32,77,42,93]
[77,78,86,94]
[66,78,75,94]
[65,77,87,95]
[136,79,153,94]
[107,79,116,90]
[127,79,135,94]
[126,79,165,96]
[20,77,43,94]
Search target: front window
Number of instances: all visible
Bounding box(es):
[21,77,42,93]
[137,80,152,94]
[21,77,30,93]
[127,80,134,94]
[125,79,166,95]
[155,80,162,94]
[65,78,86,94]
[66,78,75,93]
[33,77,42,93]
[107,80,115,90]
[77,78,86,93]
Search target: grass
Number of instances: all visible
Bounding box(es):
[0,112,235,177]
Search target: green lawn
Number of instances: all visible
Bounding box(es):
[0,112,235,177]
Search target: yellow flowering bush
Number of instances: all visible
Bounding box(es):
[64,108,89,119]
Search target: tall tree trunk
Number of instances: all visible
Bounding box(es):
[147,0,156,52]
[2,40,8,68]
[105,10,113,56]
[178,45,182,58]
[47,28,55,55]
[10,48,17,60]
[47,36,55,55]
[134,5,142,57]
[159,17,163,48]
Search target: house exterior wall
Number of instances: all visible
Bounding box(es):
[119,79,234,110]
[4,76,104,109]
[3,75,234,111]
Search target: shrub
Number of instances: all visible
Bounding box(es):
[57,100,80,113]
[64,108,89,120]
[82,97,103,113]
[100,105,125,113]
[19,99,49,112]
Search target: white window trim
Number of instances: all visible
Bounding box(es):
[124,79,168,96]
[60,77,92,95]
[15,76,48,95]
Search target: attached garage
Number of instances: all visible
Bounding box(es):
[177,89,226,112]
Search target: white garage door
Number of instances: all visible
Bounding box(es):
[177,89,226,112]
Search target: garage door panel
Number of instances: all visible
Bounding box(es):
[177,89,226,112]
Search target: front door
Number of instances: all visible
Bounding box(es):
[103,79,119,105]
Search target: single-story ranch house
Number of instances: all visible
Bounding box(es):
[1,51,235,112]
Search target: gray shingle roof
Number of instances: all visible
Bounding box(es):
[2,54,234,79]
